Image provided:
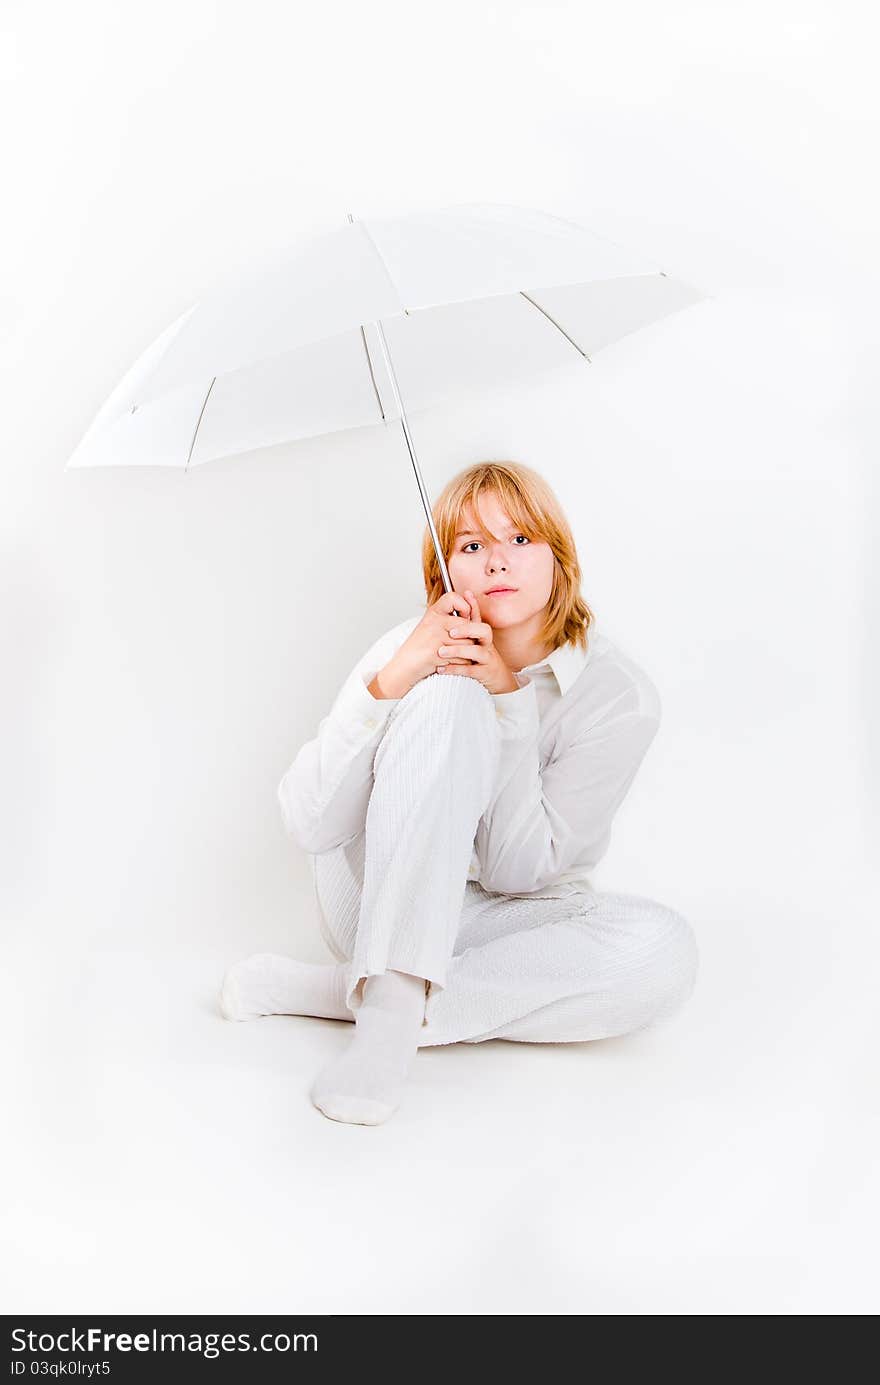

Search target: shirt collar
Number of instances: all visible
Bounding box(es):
[518,626,593,697]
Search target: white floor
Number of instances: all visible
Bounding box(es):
[4,879,878,1316]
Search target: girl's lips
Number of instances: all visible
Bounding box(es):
[486,589,516,596]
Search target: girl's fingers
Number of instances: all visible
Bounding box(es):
[438,643,482,657]
[448,620,491,643]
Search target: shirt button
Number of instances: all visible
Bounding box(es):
[365,718,377,730]
[495,709,504,720]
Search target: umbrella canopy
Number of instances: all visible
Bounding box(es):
[65,202,709,590]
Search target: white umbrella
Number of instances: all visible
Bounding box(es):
[65,202,709,593]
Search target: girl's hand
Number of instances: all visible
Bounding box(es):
[436,590,520,694]
[376,589,477,695]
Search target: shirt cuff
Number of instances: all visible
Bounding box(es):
[491,674,540,740]
[335,668,401,737]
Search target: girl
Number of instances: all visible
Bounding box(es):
[221,461,698,1125]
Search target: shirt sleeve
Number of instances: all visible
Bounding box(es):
[276,621,417,855]
[473,672,662,895]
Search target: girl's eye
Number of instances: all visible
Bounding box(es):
[462,534,530,553]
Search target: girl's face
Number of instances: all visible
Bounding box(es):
[447,491,555,631]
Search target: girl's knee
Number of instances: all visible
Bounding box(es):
[646,902,698,984]
[665,908,699,995]
[597,893,699,996]
[400,670,496,724]
[409,670,492,700]
[376,669,499,788]
[607,899,699,1026]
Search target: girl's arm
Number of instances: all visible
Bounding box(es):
[277,617,420,854]
[474,671,662,896]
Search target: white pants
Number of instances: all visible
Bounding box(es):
[312,671,699,1047]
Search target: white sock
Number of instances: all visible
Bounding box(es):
[310,969,427,1126]
[220,953,354,1022]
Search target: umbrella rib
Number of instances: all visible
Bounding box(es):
[185,377,217,471]
[518,291,592,363]
[356,220,409,315]
[358,326,386,421]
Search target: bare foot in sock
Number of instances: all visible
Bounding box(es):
[220,953,354,1022]
[310,969,427,1126]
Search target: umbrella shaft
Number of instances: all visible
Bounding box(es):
[372,317,456,602]
[347,211,460,612]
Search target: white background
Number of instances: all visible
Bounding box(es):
[1,0,877,1315]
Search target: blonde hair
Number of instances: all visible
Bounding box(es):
[420,460,595,653]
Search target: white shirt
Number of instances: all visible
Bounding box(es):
[277,612,662,900]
